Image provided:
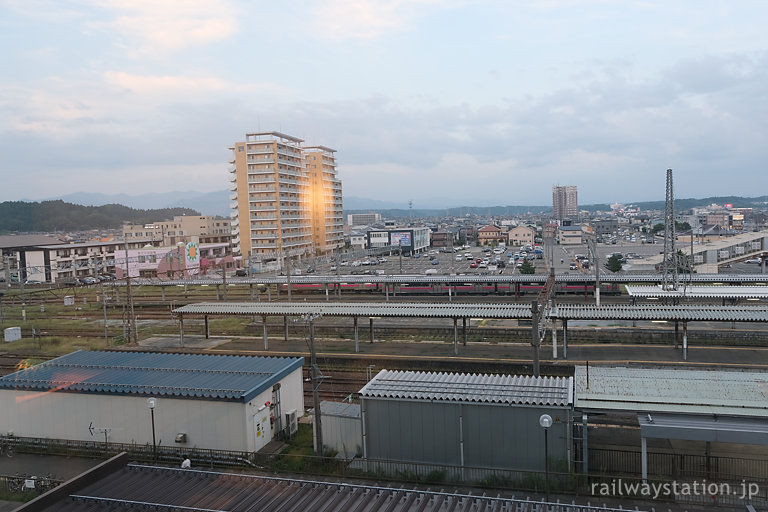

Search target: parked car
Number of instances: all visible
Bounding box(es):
[81,276,99,285]
[424,268,438,275]
[469,262,478,268]
[431,259,439,265]
[235,269,247,276]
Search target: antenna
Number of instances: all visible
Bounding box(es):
[661,169,679,291]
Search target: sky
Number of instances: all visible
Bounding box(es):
[1,0,767,209]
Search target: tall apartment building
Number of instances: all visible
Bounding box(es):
[123,216,232,246]
[552,185,578,221]
[229,132,343,258]
[347,213,381,226]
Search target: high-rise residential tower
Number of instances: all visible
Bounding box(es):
[552,185,578,221]
[229,132,343,259]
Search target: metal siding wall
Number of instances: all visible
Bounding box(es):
[0,390,249,451]
[322,415,362,458]
[365,399,461,465]
[463,405,570,471]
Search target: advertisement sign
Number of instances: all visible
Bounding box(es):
[390,232,412,247]
[185,242,199,267]
[724,203,733,209]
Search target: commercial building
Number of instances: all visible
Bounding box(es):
[115,242,233,279]
[553,185,578,220]
[365,227,431,255]
[557,225,584,245]
[123,216,232,246]
[1,237,152,284]
[229,132,343,261]
[347,212,381,226]
[0,350,305,453]
[359,370,573,472]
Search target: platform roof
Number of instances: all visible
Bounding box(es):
[555,304,768,322]
[574,366,768,417]
[626,285,768,299]
[112,272,768,286]
[172,301,768,323]
[173,302,533,319]
[0,350,303,403]
[637,413,768,445]
[360,370,573,407]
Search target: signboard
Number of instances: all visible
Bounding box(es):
[724,203,733,209]
[390,232,412,247]
[185,242,199,267]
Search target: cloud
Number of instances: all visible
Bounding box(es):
[83,0,240,57]
[309,0,451,40]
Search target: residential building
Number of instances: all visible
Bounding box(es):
[305,146,344,254]
[552,185,578,220]
[347,213,381,226]
[229,132,343,261]
[431,230,453,248]
[123,216,232,246]
[507,225,535,247]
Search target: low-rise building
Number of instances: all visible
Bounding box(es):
[123,216,232,246]
[557,225,584,245]
[507,225,535,247]
[477,225,505,246]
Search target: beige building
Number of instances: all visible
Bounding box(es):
[229,132,343,259]
[508,225,535,246]
[123,216,231,246]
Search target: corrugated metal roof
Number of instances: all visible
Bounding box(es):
[173,302,533,319]
[555,304,768,322]
[0,350,304,403]
[359,370,573,407]
[42,463,643,512]
[173,302,768,323]
[626,285,768,298]
[574,366,768,417]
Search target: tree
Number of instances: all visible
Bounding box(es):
[652,223,665,234]
[519,258,535,274]
[675,221,691,232]
[605,254,623,272]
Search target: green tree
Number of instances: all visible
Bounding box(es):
[675,221,691,232]
[519,258,535,274]
[604,254,623,272]
[652,223,665,234]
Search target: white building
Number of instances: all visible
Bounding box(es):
[0,351,305,453]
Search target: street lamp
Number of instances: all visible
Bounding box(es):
[147,397,157,462]
[539,413,552,502]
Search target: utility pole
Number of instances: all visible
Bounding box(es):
[305,312,324,456]
[662,168,679,291]
[586,237,600,306]
[123,240,137,344]
[531,301,540,377]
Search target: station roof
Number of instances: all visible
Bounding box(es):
[626,285,768,299]
[574,366,768,417]
[360,370,573,407]
[0,350,304,403]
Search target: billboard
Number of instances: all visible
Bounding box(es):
[390,232,412,247]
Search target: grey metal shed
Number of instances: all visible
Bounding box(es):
[359,370,574,472]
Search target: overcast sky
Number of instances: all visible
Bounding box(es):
[1,0,767,208]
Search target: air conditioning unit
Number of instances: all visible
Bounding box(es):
[285,409,298,436]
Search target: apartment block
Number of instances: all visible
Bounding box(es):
[229,132,343,258]
[552,185,578,220]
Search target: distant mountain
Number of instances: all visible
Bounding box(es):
[51,191,230,217]
[0,200,198,233]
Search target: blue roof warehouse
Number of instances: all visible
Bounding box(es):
[0,350,304,453]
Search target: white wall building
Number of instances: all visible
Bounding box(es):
[0,351,305,453]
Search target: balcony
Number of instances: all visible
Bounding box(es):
[231,218,239,227]
[228,167,236,173]
[250,206,277,213]
[230,202,239,210]
[232,236,240,245]
[230,193,238,201]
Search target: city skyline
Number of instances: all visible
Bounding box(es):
[2,1,768,207]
